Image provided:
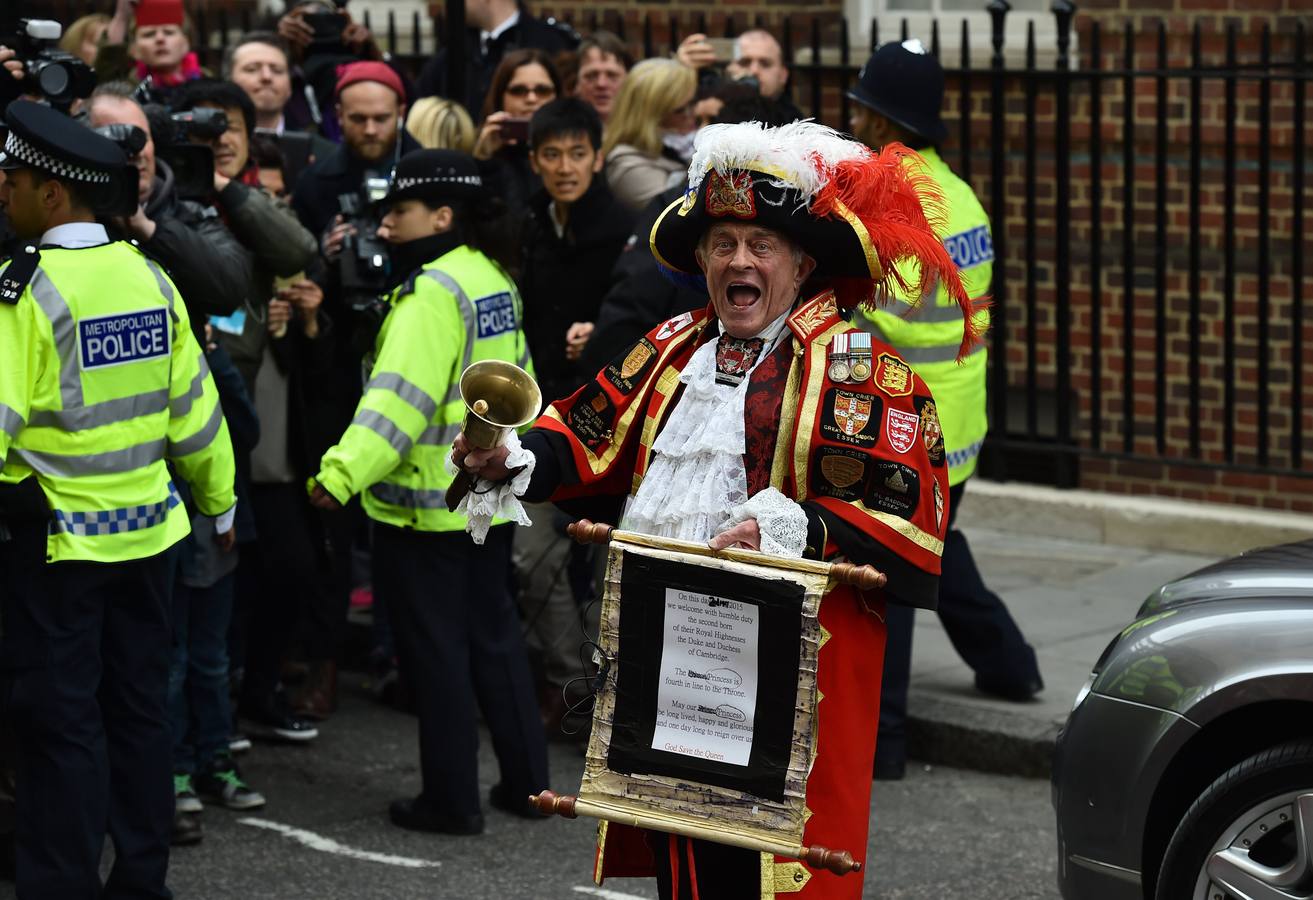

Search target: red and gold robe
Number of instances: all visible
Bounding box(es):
[520,289,950,900]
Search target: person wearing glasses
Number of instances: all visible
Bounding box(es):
[601,58,698,212]
[473,49,563,218]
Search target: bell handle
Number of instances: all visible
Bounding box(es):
[445,470,475,513]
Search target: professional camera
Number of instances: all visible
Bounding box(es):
[337,176,391,312]
[141,106,229,202]
[3,19,95,111]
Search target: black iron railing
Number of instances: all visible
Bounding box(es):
[31,0,1313,489]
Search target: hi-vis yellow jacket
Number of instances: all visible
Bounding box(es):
[855,148,993,486]
[0,241,236,563]
[314,244,531,532]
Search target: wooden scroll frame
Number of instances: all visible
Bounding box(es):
[527,520,887,877]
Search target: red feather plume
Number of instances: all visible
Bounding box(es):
[809,142,987,363]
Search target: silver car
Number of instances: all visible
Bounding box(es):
[1052,539,1313,900]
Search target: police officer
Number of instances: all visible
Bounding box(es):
[847,41,1044,779]
[0,101,237,897]
[308,149,548,834]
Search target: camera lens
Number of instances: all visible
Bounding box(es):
[35,62,71,100]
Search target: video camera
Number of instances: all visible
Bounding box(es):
[337,175,391,312]
[153,106,228,202]
[3,19,95,111]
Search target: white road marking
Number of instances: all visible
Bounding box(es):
[571,887,651,900]
[237,817,441,869]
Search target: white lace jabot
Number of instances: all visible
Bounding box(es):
[621,312,808,557]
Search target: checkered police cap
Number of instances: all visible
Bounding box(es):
[375,148,486,212]
[0,100,126,184]
[393,173,482,191]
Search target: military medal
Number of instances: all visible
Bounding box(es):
[828,333,852,382]
[849,332,873,381]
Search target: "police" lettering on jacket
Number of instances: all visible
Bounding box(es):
[78,309,169,369]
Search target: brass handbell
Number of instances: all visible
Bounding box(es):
[445,361,542,512]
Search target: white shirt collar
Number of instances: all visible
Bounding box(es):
[481,10,520,47]
[547,200,567,239]
[718,308,791,349]
[41,222,110,249]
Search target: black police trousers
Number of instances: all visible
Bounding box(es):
[374,522,549,818]
[877,480,1042,764]
[0,520,173,900]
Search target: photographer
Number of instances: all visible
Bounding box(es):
[86,82,252,344]
[174,78,339,731]
[292,61,416,249]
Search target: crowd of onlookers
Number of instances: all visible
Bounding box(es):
[0,0,806,851]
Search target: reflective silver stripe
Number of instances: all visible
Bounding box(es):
[369,481,447,509]
[854,319,983,365]
[29,389,170,431]
[353,409,414,457]
[170,353,210,418]
[364,372,438,420]
[141,258,177,322]
[168,402,224,457]
[422,269,478,405]
[18,438,166,477]
[0,402,25,439]
[418,422,462,446]
[28,269,83,407]
[883,277,969,324]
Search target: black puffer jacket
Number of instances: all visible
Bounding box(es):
[121,159,254,344]
[520,178,634,403]
[580,185,707,376]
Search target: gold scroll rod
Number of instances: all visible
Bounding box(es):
[566,519,887,592]
[528,790,861,876]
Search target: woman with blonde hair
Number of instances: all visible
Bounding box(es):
[407,97,477,153]
[60,13,111,66]
[601,57,697,211]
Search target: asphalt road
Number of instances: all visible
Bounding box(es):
[0,683,1060,900]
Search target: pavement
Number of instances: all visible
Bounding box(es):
[907,478,1313,777]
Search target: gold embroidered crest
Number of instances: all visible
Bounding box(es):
[875,352,913,397]
[704,170,757,219]
[620,342,654,378]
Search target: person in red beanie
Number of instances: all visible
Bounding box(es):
[96,0,206,103]
[289,59,419,243]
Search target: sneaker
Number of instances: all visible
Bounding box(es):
[228,733,252,755]
[195,763,266,811]
[174,773,202,814]
[239,694,319,743]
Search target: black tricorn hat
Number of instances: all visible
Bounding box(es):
[375,148,485,213]
[2,100,138,216]
[847,39,948,145]
[649,120,982,358]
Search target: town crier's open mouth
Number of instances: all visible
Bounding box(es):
[726,281,762,308]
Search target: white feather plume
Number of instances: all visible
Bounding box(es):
[685,120,871,205]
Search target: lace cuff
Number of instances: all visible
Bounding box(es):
[727,487,808,558]
[447,431,537,544]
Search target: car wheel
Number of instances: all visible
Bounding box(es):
[1154,739,1313,900]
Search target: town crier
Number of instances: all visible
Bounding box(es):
[453,120,982,899]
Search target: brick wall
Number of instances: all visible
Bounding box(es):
[778,2,1313,512]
